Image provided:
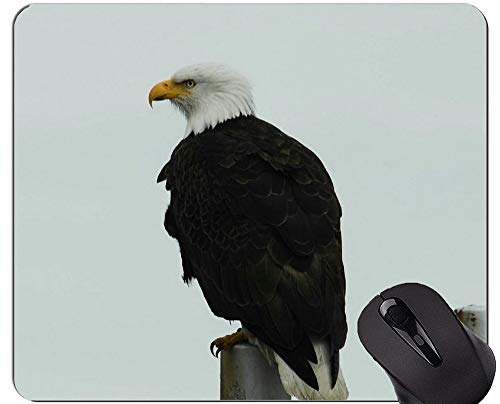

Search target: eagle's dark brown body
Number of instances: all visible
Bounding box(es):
[157,115,346,389]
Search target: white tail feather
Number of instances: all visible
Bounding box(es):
[275,340,348,400]
[244,330,348,400]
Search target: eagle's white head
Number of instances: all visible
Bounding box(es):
[149,63,255,135]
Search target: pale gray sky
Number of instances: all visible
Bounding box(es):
[14,3,486,400]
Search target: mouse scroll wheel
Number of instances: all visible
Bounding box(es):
[387,305,410,325]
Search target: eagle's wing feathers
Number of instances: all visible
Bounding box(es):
[160,116,346,389]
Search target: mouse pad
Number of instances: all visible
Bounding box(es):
[13,3,487,401]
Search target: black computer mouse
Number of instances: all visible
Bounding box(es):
[358,283,495,404]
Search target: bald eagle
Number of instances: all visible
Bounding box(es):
[149,64,348,400]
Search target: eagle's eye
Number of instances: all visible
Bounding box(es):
[184,79,196,88]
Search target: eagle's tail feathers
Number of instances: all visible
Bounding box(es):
[275,339,349,400]
[274,345,319,391]
[330,348,340,388]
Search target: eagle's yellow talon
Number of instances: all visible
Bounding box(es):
[210,330,247,357]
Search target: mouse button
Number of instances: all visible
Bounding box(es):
[380,283,438,308]
[358,296,405,358]
[380,282,422,300]
[381,284,446,327]
[387,305,410,325]
[358,295,384,332]
[413,334,425,346]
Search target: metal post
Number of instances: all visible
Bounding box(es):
[220,342,291,400]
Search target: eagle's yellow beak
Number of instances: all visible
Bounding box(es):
[148,80,190,107]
